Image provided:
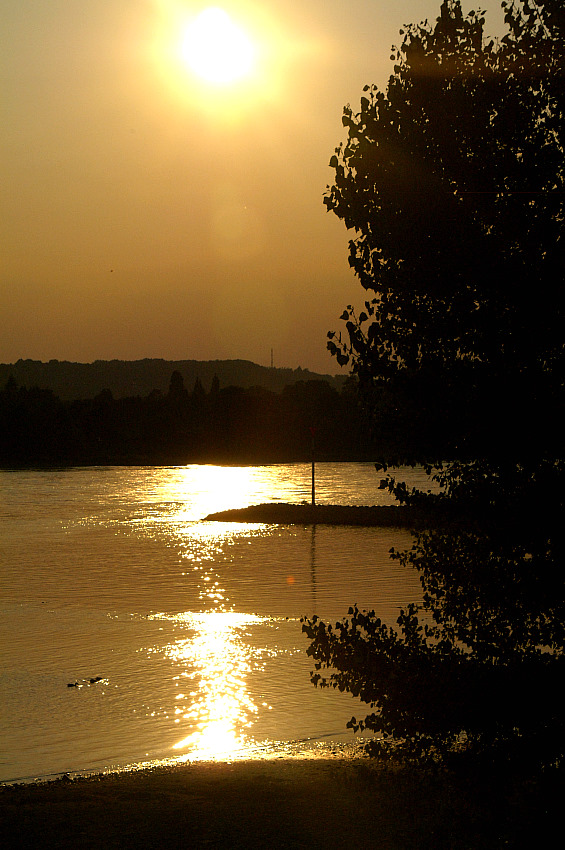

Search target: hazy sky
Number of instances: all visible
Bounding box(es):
[1,1,504,374]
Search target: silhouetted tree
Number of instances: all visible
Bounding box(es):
[93,388,114,406]
[191,376,206,404]
[4,375,18,395]
[304,0,565,769]
[210,374,220,396]
[168,370,189,401]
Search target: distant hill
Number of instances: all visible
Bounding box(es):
[0,359,346,400]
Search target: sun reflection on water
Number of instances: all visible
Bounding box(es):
[152,611,272,761]
[151,465,264,520]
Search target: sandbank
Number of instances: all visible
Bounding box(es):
[205,503,427,527]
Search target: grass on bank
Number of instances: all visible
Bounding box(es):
[1,757,561,849]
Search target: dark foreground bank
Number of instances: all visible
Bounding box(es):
[1,759,559,849]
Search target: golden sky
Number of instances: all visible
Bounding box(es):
[1,1,503,373]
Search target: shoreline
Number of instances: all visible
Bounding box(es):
[204,503,427,527]
[1,758,554,849]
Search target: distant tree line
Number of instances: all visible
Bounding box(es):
[0,358,344,401]
[0,372,388,467]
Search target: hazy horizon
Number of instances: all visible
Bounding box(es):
[0,353,342,378]
[2,1,504,374]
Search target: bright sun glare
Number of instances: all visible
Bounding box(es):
[181,6,256,85]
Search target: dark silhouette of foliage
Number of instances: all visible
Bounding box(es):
[303,0,565,769]
[168,370,189,401]
[325,0,563,462]
[0,374,375,467]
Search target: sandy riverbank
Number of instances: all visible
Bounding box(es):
[1,758,556,849]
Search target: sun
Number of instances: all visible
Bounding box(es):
[180,7,257,85]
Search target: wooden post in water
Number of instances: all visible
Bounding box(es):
[310,427,317,507]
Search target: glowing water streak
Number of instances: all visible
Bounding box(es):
[153,611,271,760]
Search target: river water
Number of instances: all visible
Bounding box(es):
[0,463,434,783]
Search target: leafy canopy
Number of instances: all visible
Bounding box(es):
[304,1,565,768]
[326,0,563,389]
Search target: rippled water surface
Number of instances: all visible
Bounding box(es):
[0,463,435,782]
